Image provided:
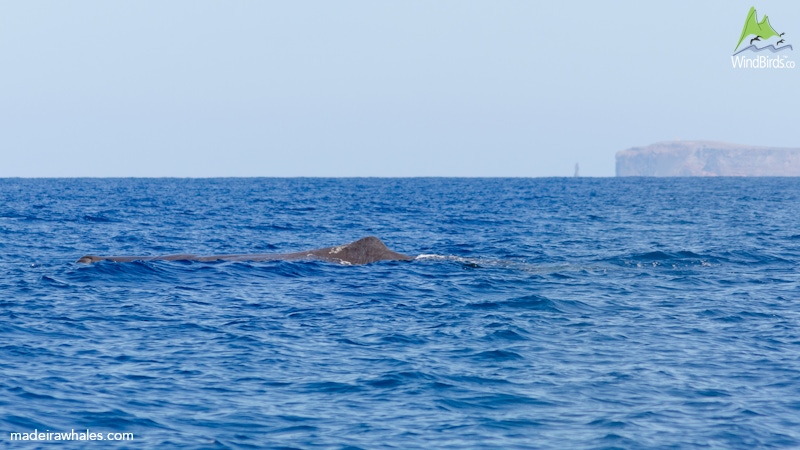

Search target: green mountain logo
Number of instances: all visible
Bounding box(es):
[734,6,786,53]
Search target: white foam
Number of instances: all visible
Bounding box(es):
[415,254,448,260]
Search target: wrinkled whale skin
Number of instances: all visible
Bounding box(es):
[77,236,414,265]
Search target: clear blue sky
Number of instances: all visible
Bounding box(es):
[1,1,798,177]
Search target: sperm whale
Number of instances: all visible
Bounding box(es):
[77,236,414,265]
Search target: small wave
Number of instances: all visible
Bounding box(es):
[300,381,362,394]
[39,275,71,288]
[603,250,721,269]
[470,294,559,311]
[469,294,593,314]
[416,254,616,275]
[483,329,529,342]
[82,214,120,223]
[379,333,426,345]
[364,371,435,389]
[716,249,793,266]
[439,392,552,410]
[79,409,166,429]
[247,223,295,231]
[629,250,710,261]
[471,349,524,361]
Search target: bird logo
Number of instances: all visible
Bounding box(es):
[733,6,792,54]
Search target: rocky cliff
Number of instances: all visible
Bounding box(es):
[616,141,800,177]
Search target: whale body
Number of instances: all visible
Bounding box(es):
[77,236,414,265]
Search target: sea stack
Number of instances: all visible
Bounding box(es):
[616,141,800,177]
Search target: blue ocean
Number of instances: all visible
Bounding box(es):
[2,178,800,449]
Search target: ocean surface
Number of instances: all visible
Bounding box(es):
[2,177,800,449]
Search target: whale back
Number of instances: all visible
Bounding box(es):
[77,236,413,265]
[305,236,414,264]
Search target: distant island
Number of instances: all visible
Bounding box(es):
[616,141,800,177]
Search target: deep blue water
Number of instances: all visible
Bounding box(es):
[2,178,800,449]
